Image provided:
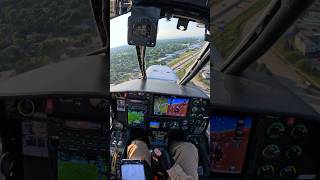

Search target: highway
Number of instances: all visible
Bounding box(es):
[170,52,210,96]
[171,52,199,71]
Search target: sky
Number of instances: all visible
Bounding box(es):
[110,13,205,48]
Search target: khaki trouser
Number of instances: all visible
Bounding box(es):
[127,140,199,180]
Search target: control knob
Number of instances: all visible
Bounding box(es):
[170,121,179,129]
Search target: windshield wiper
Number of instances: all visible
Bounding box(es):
[136,45,147,79]
[179,42,210,85]
[218,0,315,75]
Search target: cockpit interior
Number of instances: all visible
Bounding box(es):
[0,0,319,180]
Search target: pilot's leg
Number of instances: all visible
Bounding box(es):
[169,141,199,180]
[127,140,151,166]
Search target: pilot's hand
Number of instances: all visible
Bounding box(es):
[151,148,169,179]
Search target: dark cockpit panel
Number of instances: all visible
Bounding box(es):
[208,109,320,180]
[1,97,109,180]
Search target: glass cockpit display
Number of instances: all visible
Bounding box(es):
[127,105,146,128]
[209,115,253,174]
[57,152,106,180]
[153,96,189,117]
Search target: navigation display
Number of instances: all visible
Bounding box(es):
[153,96,189,117]
[128,106,145,128]
[209,115,253,174]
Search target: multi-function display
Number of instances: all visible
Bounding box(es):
[153,96,189,117]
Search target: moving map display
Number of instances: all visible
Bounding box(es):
[209,115,253,173]
[153,96,189,117]
[127,106,145,128]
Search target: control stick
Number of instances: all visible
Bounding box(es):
[151,148,171,180]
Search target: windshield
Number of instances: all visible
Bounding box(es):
[110,14,210,95]
[211,0,271,65]
[211,0,320,113]
[0,0,101,82]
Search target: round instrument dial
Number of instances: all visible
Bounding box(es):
[257,164,275,179]
[262,144,281,161]
[291,125,308,139]
[17,99,35,117]
[267,122,286,139]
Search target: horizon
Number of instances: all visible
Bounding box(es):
[110,36,203,49]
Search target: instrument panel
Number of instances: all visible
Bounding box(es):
[208,111,320,180]
[111,91,209,134]
[253,116,320,180]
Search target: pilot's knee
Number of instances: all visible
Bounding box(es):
[127,140,148,155]
[177,142,198,160]
[127,140,151,165]
[182,142,198,154]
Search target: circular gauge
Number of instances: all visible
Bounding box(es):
[192,107,198,113]
[285,145,303,160]
[262,144,281,161]
[89,98,108,110]
[193,100,199,106]
[202,100,207,105]
[17,99,35,117]
[257,164,275,179]
[280,166,296,179]
[291,125,308,139]
[267,122,286,139]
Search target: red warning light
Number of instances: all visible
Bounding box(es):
[285,117,295,126]
[46,98,54,114]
